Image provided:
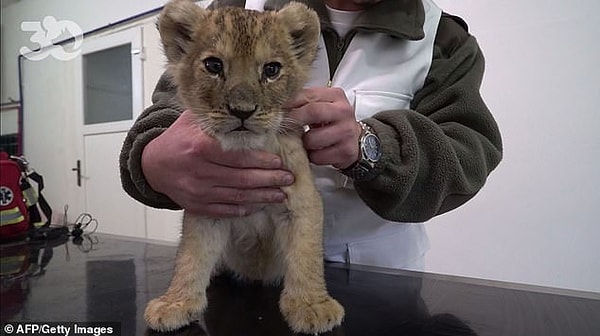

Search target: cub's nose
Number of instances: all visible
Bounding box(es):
[227,105,257,121]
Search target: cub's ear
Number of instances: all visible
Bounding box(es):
[275,2,320,65]
[158,0,206,63]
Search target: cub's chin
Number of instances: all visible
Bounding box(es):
[215,130,271,151]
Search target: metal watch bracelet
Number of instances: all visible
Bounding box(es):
[340,121,382,181]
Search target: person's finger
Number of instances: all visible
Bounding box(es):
[207,147,284,170]
[303,126,339,150]
[287,102,343,126]
[210,186,287,205]
[283,87,336,109]
[308,141,360,169]
[308,146,341,167]
[205,165,295,189]
[185,203,259,218]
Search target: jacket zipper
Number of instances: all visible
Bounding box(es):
[327,29,355,88]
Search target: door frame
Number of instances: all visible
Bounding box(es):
[73,27,145,235]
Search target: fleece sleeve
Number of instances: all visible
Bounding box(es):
[119,0,246,209]
[355,16,503,222]
[119,72,184,210]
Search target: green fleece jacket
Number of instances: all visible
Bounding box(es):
[119,0,503,223]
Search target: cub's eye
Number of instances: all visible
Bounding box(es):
[204,57,223,75]
[263,62,282,80]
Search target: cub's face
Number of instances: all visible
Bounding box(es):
[159,1,320,149]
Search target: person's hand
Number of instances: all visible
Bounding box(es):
[286,87,362,169]
[141,110,295,217]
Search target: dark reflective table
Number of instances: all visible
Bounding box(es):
[1,234,599,336]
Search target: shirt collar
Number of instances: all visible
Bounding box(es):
[264,0,426,40]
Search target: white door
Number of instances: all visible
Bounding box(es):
[74,27,146,238]
[21,48,85,222]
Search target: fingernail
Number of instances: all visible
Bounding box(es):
[273,192,287,202]
[282,173,294,185]
[238,205,255,217]
[237,206,249,217]
[271,157,282,168]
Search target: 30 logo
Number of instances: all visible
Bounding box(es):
[20,16,83,61]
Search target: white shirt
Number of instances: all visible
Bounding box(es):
[326,5,362,38]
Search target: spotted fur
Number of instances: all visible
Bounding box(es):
[159,0,319,149]
[144,1,344,334]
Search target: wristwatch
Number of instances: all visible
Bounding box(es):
[341,121,382,181]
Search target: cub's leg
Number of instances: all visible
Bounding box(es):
[145,213,229,332]
[276,205,344,334]
[276,137,344,334]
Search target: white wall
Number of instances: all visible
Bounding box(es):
[0,108,19,134]
[1,0,598,293]
[1,1,216,243]
[1,0,169,102]
[427,0,600,293]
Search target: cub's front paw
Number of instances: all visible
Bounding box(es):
[280,292,344,334]
[144,295,205,332]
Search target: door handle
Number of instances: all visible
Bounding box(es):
[71,160,81,187]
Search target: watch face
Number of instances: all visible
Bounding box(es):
[362,133,382,162]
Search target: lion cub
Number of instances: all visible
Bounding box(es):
[144,0,344,333]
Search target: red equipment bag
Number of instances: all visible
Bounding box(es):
[0,152,52,240]
[0,151,29,239]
